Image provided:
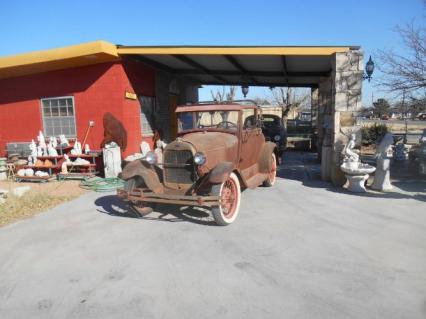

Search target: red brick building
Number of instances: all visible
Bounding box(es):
[0,41,198,157]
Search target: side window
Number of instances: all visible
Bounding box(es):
[242,109,256,129]
[41,97,76,137]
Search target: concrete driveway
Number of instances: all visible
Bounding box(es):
[0,153,425,319]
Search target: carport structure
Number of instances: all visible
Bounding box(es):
[118,45,365,185]
[0,41,364,185]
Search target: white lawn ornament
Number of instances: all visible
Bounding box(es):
[50,136,58,148]
[340,133,376,193]
[61,154,72,174]
[28,139,37,165]
[71,139,82,155]
[371,133,394,191]
[59,134,69,147]
[47,140,58,156]
[37,131,45,145]
[140,141,151,157]
[154,139,164,164]
[37,145,44,157]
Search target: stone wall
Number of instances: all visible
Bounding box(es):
[320,49,364,185]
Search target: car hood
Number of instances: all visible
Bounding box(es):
[182,131,238,153]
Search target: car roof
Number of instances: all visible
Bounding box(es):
[176,103,257,113]
[263,114,281,118]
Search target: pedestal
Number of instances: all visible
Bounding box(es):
[344,174,369,193]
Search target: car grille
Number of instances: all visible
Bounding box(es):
[164,150,195,184]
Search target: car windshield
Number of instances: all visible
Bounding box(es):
[178,111,239,132]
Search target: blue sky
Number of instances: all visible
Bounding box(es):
[1,0,424,105]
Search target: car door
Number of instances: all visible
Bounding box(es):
[239,108,265,179]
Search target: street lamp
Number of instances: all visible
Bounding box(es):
[241,85,249,98]
[363,55,375,82]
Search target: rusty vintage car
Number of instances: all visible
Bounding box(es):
[117,101,279,225]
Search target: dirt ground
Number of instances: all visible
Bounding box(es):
[0,180,88,226]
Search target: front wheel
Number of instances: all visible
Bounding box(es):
[124,177,155,216]
[210,172,241,226]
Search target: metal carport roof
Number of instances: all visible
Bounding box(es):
[0,41,360,87]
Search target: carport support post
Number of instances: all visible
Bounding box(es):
[320,50,364,185]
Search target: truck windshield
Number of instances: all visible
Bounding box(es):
[178,111,239,132]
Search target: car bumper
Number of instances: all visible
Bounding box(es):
[117,188,221,207]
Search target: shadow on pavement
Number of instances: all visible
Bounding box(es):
[94,195,217,226]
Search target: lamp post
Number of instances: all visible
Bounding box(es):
[363,56,375,82]
[241,85,249,98]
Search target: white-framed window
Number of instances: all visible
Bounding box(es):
[138,96,155,136]
[41,96,76,137]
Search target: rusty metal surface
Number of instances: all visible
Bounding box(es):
[100,112,127,150]
[118,188,220,207]
[162,140,195,190]
[208,162,234,184]
[182,132,238,174]
[258,142,278,173]
[118,104,278,207]
[120,160,164,194]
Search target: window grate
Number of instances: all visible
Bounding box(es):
[41,97,76,137]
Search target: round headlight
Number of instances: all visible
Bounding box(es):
[274,135,281,142]
[145,151,157,165]
[194,152,206,165]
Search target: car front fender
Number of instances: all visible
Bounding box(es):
[208,162,235,184]
[120,160,163,194]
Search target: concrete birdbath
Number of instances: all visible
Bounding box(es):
[340,133,376,193]
[340,161,376,193]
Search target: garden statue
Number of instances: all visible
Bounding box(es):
[37,131,48,156]
[47,140,58,156]
[140,141,151,157]
[50,136,58,148]
[61,155,72,174]
[28,139,37,165]
[36,145,44,157]
[342,134,360,164]
[154,139,164,164]
[340,133,376,192]
[371,133,394,191]
[59,134,69,147]
[71,139,82,155]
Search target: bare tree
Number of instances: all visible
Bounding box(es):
[210,86,237,102]
[270,87,309,120]
[377,17,426,95]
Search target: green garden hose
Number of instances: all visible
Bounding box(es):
[80,176,125,192]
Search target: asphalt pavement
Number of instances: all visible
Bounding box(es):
[0,152,425,319]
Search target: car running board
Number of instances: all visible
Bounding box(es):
[246,173,268,189]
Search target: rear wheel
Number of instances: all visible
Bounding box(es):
[263,153,277,187]
[210,172,241,226]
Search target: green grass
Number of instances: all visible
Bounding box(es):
[0,191,74,227]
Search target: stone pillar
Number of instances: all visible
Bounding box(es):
[311,87,319,153]
[329,50,364,186]
[318,76,333,181]
[318,49,363,185]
